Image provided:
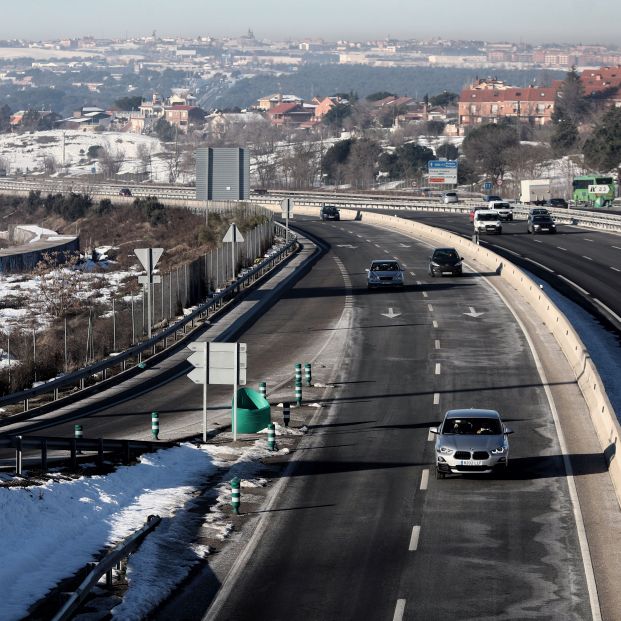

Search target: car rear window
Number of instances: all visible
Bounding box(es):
[442,418,502,435]
[371,262,400,271]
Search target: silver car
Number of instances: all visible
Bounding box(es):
[431,409,513,478]
[367,259,404,288]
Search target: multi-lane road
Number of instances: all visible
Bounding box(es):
[5,208,621,619]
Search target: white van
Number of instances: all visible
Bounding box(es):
[488,200,513,221]
[473,209,502,234]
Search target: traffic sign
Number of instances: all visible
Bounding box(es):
[135,248,164,272]
[483,181,493,191]
[280,198,294,219]
[427,159,458,184]
[223,224,244,243]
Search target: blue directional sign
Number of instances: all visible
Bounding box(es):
[483,181,493,191]
[429,160,458,169]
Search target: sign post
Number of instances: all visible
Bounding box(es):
[222,224,245,281]
[187,342,208,442]
[280,198,294,242]
[134,248,164,339]
[187,342,247,442]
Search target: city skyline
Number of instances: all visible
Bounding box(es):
[1,0,620,46]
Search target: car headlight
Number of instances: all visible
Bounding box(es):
[369,272,379,280]
[491,446,506,454]
[395,272,403,280]
[438,446,454,455]
[455,261,462,267]
[431,261,440,267]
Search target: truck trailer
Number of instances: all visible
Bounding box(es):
[520,179,551,205]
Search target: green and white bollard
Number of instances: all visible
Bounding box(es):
[267,422,276,451]
[259,382,267,399]
[295,380,302,406]
[295,363,302,385]
[283,402,290,427]
[304,363,312,387]
[74,424,83,455]
[151,411,159,440]
[230,477,241,514]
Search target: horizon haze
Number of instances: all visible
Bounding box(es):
[1,0,620,46]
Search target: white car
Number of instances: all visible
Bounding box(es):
[441,192,459,204]
[488,200,514,221]
[473,209,502,234]
[431,409,513,478]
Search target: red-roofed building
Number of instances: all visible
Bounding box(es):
[579,66,621,104]
[458,79,557,129]
[266,102,315,127]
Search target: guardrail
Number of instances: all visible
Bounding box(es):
[0,222,298,414]
[2,434,172,474]
[50,515,162,621]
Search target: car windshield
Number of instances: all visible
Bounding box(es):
[478,213,498,221]
[442,418,502,435]
[371,262,400,271]
[533,216,552,223]
[433,249,459,262]
[494,203,511,209]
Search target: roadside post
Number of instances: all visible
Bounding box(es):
[134,248,164,339]
[295,363,302,384]
[187,342,208,442]
[283,402,290,427]
[267,422,276,451]
[151,411,159,440]
[230,477,241,514]
[259,382,267,399]
[222,224,245,282]
[74,424,83,454]
[304,363,312,387]
[295,380,302,406]
[281,198,294,242]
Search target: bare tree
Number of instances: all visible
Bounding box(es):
[136,142,153,179]
[42,154,57,175]
[35,253,89,318]
[99,145,125,178]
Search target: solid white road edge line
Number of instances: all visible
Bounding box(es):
[483,277,602,621]
[420,469,429,490]
[393,599,406,621]
[204,262,355,621]
[408,525,421,551]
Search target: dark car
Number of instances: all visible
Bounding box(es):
[429,247,463,277]
[547,198,568,208]
[118,188,132,197]
[528,214,557,234]
[320,205,340,221]
[483,194,502,203]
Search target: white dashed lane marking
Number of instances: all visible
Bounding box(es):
[611,267,621,272]
[435,340,440,349]
[582,256,593,261]
[420,469,429,490]
[435,363,441,375]
[433,320,438,328]
[557,246,567,251]
[433,392,440,405]
[393,599,406,621]
[428,304,434,312]
[427,429,434,441]
[408,526,421,551]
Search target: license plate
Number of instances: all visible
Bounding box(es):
[459,460,484,466]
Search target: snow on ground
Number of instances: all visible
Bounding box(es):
[527,272,621,419]
[0,440,279,621]
[0,130,173,183]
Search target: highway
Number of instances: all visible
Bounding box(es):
[181,217,599,620]
[4,211,619,619]
[384,211,621,333]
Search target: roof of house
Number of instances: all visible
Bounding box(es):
[267,102,300,115]
[580,66,621,97]
[460,86,557,102]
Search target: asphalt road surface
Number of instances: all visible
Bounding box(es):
[206,217,593,621]
[390,210,621,332]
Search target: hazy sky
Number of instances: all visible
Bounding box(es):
[2,0,620,45]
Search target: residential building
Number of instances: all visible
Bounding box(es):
[459,79,557,128]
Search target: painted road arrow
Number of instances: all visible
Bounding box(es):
[464,306,484,318]
[381,307,401,319]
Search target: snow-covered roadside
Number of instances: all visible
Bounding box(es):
[0,440,285,621]
[528,272,621,418]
